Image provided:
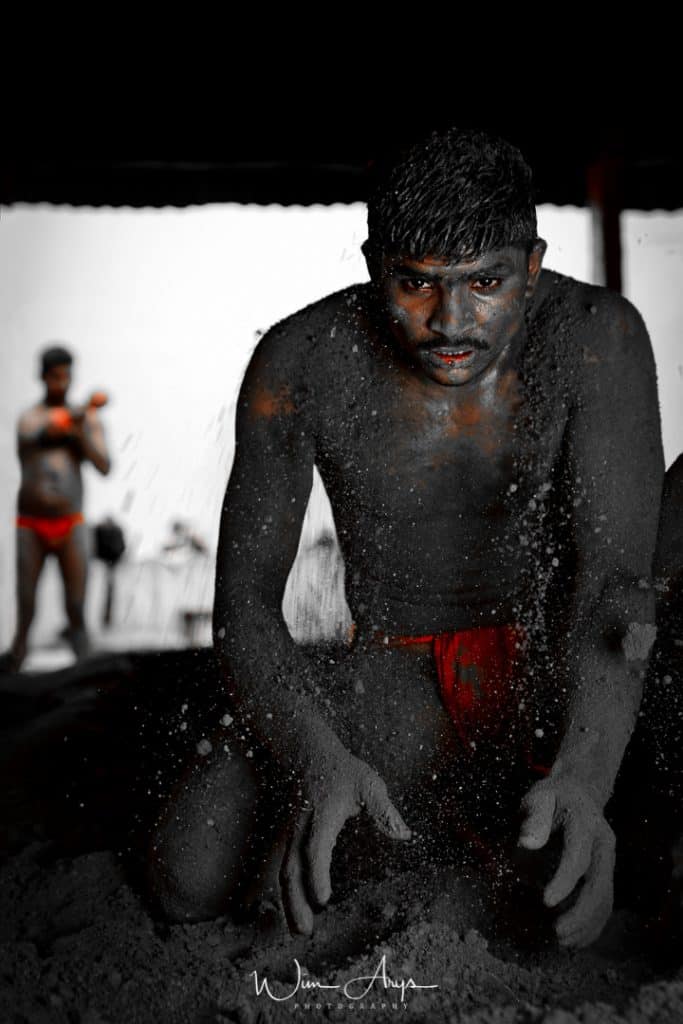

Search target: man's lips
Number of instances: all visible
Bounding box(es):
[434,349,473,364]
[425,347,479,367]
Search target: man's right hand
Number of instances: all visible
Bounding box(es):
[262,742,412,935]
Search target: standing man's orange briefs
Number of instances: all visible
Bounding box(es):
[366,623,550,777]
[16,512,85,551]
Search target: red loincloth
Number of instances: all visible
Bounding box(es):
[369,623,549,777]
[17,512,85,551]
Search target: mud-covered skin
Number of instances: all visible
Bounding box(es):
[1,378,110,671]
[152,259,664,949]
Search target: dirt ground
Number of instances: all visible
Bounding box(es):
[3,839,683,1023]
[2,649,683,1024]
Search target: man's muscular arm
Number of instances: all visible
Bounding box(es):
[75,408,111,475]
[212,322,410,934]
[519,291,665,947]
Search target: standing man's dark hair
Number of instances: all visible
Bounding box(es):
[363,127,539,265]
[41,345,73,375]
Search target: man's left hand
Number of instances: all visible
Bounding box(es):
[518,775,615,948]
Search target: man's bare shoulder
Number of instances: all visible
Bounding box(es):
[532,268,651,385]
[255,284,367,359]
[17,403,46,431]
[536,269,650,361]
[240,284,368,416]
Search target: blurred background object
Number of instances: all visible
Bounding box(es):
[93,516,126,629]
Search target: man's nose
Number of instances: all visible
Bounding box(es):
[428,288,474,339]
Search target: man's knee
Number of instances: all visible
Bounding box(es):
[147,813,239,922]
[145,750,261,922]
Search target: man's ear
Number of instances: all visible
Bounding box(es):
[525,238,547,297]
[361,239,381,283]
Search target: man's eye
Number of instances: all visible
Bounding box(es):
[471,276,502,292]
[402,278,433,293]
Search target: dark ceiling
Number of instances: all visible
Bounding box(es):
[2,100,682,210]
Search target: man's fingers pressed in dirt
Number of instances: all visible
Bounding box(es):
[554,832,615,948]
[518,788,555,850]
[306,801,352,907]
[274,764,410,937]
[360,772,412,840]
[544,814,593,908]
[279,809,314,935]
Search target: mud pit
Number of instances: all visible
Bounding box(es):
[2,648,682,1024]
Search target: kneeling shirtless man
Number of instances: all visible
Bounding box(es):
[149,128,664,949]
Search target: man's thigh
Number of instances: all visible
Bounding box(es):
[55,522,89,602]
[312,642,457,793]
[16,525,48,604]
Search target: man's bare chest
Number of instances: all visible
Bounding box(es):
[315,362,568,521]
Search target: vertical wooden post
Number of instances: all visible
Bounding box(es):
[587,156,623,292]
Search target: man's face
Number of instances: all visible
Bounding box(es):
[42,363,72,403]
[373,244,544,387]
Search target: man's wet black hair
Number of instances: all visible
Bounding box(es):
[365,127,538,263]
[41,345,73,375]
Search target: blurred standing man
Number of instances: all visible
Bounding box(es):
[0,346,111,672]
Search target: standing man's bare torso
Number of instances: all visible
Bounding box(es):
[18,404,86,517]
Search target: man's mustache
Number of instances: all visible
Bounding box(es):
[418,337,489,354]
